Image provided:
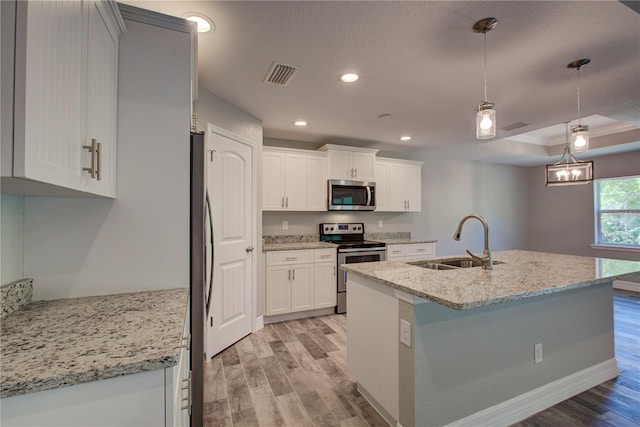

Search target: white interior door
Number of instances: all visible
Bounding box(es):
[206,125,255,358]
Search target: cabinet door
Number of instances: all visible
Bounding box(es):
[374,161,390,211]
[265,265,291,315]
[405,164,422,212]
[262,151,285,210]
[329,150,354,179]
[307,155,327,211]
[314,262,336,309]
[388,163,407,211]
[13,0,87,191]
[85,0,119,197]
[404,243,435,260]
[291,263,314,312]
[284,153,308,211]
[352,152,375,181]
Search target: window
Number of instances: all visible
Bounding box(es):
[594,176,640,249]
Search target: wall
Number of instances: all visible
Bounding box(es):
[528,150,640,263]
[262,146,531,257]
[23,18,192,300]
[196,87,265,317]
[1,195,24,285]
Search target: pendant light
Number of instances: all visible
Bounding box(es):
[473,17,498,139]
[567,58,590,153]
[545,122,594,186]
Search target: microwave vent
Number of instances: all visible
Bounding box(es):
[263,62,298,86]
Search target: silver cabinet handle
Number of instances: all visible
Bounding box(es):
[288,269,291,280]
[286,196,289,208]
[355,167,357,177]
[95,141,102,181]
[407,200,410,210]
[246,246,254,253]
[82,139,97,179]
[333,266,336,276]
[285,257,297,261]
[292,268,296,280]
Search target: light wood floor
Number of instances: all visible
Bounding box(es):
[204,291,639,426]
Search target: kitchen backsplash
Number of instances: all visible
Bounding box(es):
[1,278,33,318]
[263,234,320,244]
[366,232,411,241]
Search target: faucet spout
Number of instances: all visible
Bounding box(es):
[452,214,493,270]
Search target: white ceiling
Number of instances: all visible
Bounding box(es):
[122,1,640,166]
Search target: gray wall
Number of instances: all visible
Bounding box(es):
[263,149,531,258]
[23,18,192,300]
[528,150,640,262]
[1,195,24,285]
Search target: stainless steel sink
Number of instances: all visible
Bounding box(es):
[408,257,503,270]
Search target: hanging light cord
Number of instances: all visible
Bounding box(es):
[483,32,488,102]
[576,67,582,125]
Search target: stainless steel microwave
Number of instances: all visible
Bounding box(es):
[328,179,376,211]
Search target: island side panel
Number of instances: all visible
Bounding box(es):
[346,275,400,424]
[412,282,616,427]
[399,299,415,427]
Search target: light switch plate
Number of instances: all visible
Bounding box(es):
[400,319,411,347]
[534,343,543,364]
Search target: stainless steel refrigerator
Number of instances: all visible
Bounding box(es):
[190,131,211,426]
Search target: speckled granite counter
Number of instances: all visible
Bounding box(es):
[1,278,33,318]
[341,250,640,310]
[264,241,336,251]
[375,238,438,245]
[0,288,188,398]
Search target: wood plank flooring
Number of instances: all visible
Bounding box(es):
[204,291,639,427]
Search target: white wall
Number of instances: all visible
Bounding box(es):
[1,195,24,285]
[23,19,192,300]
[262,147,531,257]
[528,150,640,262]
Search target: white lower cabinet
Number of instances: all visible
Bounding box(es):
[265,248,337,316]
[387,242,436,261]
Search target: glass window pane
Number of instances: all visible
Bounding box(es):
[598,176,640,210]
[599,212,640,245]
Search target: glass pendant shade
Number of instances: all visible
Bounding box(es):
[545,149,594,186]
[570,124,589,153]
[476,102,496,139]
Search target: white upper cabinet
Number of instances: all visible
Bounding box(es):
[262,147,327,211]
[376,157,423,212]
[5,0,124,197]
[319,144,378,181]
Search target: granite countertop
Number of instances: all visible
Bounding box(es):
[341,250,640,310]
[263,241,337,251]
[0,288,188,398]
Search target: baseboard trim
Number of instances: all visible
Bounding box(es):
[264,307,336,324]
[444,358,619,427]
[254,315,264,332]
[357,383,398,427]
[614,280,640,293]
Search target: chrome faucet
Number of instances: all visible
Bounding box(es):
[453,214,493,270]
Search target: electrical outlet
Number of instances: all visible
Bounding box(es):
[378,220,384,228]
[400,319,412,347]
[534,343,543,364]
[282,221,288,230]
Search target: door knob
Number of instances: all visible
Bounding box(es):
[246,246,254,253]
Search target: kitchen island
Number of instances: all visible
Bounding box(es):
[341,250,640,427]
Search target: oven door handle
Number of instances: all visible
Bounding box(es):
[338,247,386,254]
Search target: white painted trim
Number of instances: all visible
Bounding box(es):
[590,243,640,253]
[614,280,640,293]
[254,315,264,332]
[263,307,336,324]
[357,383,397,427]
[444,358,619,427]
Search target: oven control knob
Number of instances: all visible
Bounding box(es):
[330,227,334,231]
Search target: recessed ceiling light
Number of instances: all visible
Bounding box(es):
[340,73,359,83]
[294,121,308,127]
[184,13,215,33]
[400,136,412,141]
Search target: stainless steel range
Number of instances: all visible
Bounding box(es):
[320,223,386,313]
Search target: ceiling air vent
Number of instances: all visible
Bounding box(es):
[501,122,530,131]
[263,62,298,87]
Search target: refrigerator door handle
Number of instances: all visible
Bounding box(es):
[205,191,214,317]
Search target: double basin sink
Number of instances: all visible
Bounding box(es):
[408,257,503,270]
